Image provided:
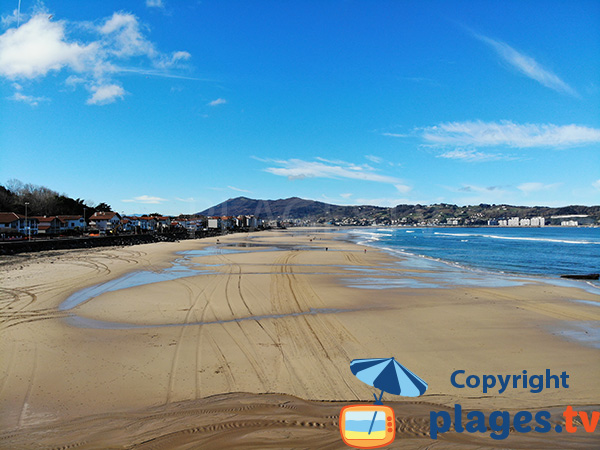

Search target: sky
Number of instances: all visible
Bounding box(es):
[1,0,599,215]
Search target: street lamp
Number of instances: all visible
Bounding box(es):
[24,202,30,240]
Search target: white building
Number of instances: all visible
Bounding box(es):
[507,217,520,227]
[530,217,545,227]
[89,212,122,232]
[57,215,86,231]
[0,212,39,235]
[207,217,221,229]
[561,220,578,227]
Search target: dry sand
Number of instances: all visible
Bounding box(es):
[0,229,598,449]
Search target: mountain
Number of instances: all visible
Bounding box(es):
[198,197,600,225]
[197,197,386,219]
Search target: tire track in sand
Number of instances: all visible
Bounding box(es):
[271,250,362,399]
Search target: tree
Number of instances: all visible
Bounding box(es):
[94,202,112,212]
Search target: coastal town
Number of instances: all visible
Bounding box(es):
[0,211,268,239]
[0,209,596,241]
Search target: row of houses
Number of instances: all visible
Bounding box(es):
[492,216,546,227]
[0,212,86,236]
[90,212,264,233]
[0,211,265,237]
[486,215,596,227]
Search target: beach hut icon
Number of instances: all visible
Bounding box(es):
[339,357,428,449]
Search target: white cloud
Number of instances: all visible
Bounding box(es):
[175,197,195,203]
[87,83,125,105]
[227,185,252,193]
[209,98,226,106]
[382,132,408,138]
[422,120,600,148]
[353,197,419,207]
[0,14,95,79]
[1,9,23,28]
[455,184,509,195]
[394,184,412,194]
[146,0,164,8]
[171,51,190,62]
[365,155,383,164]
[473,32,578,97]
[437,148,513,162]
[8,91,48,106]
[264,158,403,184]
[0,12,191,105]
[340,193,353,199]
[593,180,600,191]
[99,12,155,58]
[517,182,562,194]
[122,195,168,204]
[444,183,514,205]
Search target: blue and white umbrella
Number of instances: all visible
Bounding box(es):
[350,357,428,403]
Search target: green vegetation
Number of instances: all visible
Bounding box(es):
[0,180,110,221]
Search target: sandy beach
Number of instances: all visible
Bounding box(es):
[0,229,598,449]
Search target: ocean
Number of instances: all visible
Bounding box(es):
[345,227,600,288]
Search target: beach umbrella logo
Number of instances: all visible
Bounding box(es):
[339,357,428,449]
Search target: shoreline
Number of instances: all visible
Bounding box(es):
[1,229,598,448]
[338,226,600,288]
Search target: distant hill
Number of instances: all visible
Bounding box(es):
[197,196,386,219]
[198,196,600,225]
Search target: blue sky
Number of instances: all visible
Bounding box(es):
[1,0,599,215]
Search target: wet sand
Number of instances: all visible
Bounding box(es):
[0,229,598,448]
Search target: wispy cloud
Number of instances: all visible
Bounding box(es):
[263,158,404,185]
[175,197,195,203]
[118,67,203,81]
[0,11,191,105]
[340,193,353,199]
[593,180,600,191]
[8,91,48,106]
[382,132,409,138]
[394,184,412,194]
[122,195,168,204]
[365,155,383,164]
[1,9,24,28]
[517,182,562,194]
[209,98,226,106]
[422,120,600,148]
[455,184,508,194]
[472,32,578,97]
[437,148,515,162]
[353,197,419,208]
[146,0,164,8]
[227,185,252,193]
[444,183,513,205]
[87,83,125,105]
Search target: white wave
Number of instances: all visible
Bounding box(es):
[433,232,598,245]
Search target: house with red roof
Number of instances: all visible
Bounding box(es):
[89,211,121,232]
[0,212,39,236]
[33,216,61,235]
[57,215,86,231]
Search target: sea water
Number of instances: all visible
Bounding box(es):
[346,227,600,284]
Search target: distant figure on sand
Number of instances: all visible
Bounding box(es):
[325,247,328,251]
